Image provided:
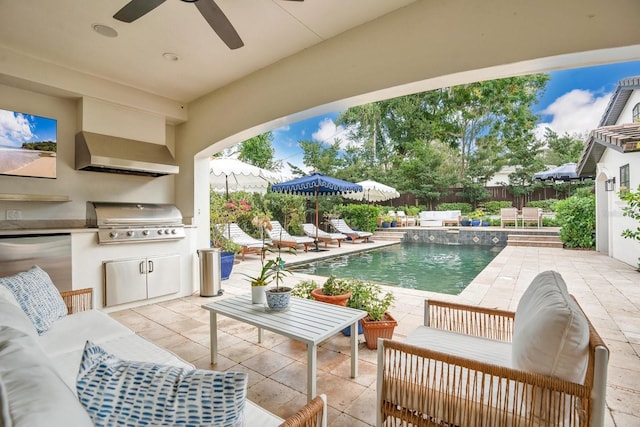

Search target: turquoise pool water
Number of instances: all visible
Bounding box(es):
[293,242,502,295]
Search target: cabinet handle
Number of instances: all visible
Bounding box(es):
[139,261,146,274]
[148,260,154,273]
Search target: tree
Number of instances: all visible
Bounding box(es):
[541,128,585,165]
[299,140,341,174]
[238,131,282,171]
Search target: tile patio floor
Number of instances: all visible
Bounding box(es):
[110,240,640,426]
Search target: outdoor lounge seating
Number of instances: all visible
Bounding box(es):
[500,207,519,228]
[396,210,415,226]
[302,223,347,247]
[418,210,461,227]
[268,220,315,252]
[0,271,328,427]
[329,219,373,243]
[219,223,271,260]
[376,270,609,427]
[522,206,543,228]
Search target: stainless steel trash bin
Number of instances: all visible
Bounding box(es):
[197,248,222,297]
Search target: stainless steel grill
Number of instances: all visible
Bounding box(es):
[87,202,185,244]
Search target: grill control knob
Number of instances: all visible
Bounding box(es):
[143,230,150,236]
[157,229,163,235]
[109,231,118,239]
[171,229,177,234]
[127,231,134,237]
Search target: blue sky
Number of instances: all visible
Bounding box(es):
[0,108,57,148]
[270,60,640,174]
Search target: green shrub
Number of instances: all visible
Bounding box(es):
[542,216,559,227]
[291,279,318,299]
[336,204,380,232]
[481,201,512,214]
[436,202,472,214]
[555,193,595,248]
[527,199,559,212]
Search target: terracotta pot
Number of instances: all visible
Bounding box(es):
[310,288,352,307]
[361,312,398,349]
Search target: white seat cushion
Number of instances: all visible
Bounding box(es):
[39,309,134,357]
[406,325,512,367]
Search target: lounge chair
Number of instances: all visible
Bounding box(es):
[329,219,373,243]
[217,223,270,261]
[267,220,315,252]
[302,223,347,248]
[521,206,542,228]
[500,207,519,228]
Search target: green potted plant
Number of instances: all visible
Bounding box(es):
[290,279,318,300]
[261,222,294,310]
[359,284,397,349]
[469,209,484,226]
[243,215,274,304]
[310,275,352,306]
[380,214,393,228]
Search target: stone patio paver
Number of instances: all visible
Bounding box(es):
[112,239,640,426]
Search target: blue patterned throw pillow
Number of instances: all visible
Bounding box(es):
[76,341,248,427]
[0,266,67,334]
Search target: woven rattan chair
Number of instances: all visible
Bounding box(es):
[377,295,609,427]
[280,394,327,427]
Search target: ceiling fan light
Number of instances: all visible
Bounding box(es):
[180,0,198,3]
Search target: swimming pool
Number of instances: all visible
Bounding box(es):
[293,242,502,295]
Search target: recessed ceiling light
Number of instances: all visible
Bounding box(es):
[92,24,118,38]
[162,53,180,62]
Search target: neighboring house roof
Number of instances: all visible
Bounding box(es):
[577,76,640,176]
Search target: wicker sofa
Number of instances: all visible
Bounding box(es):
[0,270,326,427]
[376,271,609,427]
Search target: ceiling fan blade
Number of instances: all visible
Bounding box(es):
[195,0,244,50]
[114,0,167,23]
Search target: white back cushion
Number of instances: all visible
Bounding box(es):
[512,270,590,384]
[0,326,93,427]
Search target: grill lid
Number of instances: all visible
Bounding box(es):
[87,202,183,227]
[87,202,185,244]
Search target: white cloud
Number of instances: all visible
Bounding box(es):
[535,89,611,140]
[311,117,358,150]
[0,110,35,147]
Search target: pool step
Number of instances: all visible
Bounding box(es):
[507,234,563,248]
[372,230,405,242]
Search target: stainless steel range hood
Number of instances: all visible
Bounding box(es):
[75,131,179,177]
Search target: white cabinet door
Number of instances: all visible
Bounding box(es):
[104,258,148,306]
[147,254,180,299]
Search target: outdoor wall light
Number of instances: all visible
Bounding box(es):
[605,177,616,192]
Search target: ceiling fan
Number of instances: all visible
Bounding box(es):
[113,0,303,50]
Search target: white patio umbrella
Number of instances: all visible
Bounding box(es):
[210,157,281,197]
[343,179,400,202]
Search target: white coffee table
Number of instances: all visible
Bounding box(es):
[202,294,367,402]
